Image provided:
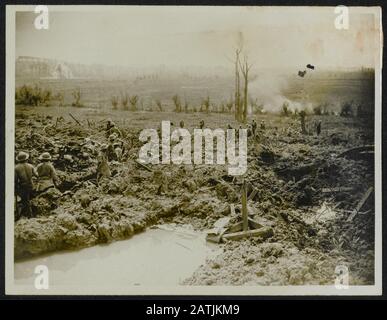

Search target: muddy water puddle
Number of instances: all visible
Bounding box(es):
[15,224,221,287]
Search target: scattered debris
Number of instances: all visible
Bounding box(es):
[14,108,375,285]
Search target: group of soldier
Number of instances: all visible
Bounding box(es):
[15,151,59,219]
[15,119,125,220]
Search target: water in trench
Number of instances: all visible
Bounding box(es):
[14,224,221,287]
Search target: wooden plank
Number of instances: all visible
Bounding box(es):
[135,159,153,172]
[206,228,228,243]
[248,218,263,229]
[69,113,82,126]
[347,187,373,222]
[228,222,243,233]
[321,187,353,193]
[222,226,273,241]
[338,145,374,158]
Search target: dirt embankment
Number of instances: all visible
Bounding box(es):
[14,108,375,285]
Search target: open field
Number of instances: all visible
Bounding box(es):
[15,70,374,113]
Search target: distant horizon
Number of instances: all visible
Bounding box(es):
[15,54,375,74]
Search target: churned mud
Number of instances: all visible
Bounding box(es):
[14,106,374,285]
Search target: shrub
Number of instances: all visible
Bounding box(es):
[55,92,64,106]
[202,96,210,113]
[129,95,139,111]
[281,101,290,116]
[226,101,233,113]
[111,95,119,110]
[71,88,83,107]
[172,94,182,112]
[314,102,330,115]
[313,105,322,115]
[15,85,52,106]
[340,101,354,117]
[155,99,163,112]
[121,93,128,110]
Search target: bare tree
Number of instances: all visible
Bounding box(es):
[234,48,242,121]
[121,93,129,110]
[239,55,252,123]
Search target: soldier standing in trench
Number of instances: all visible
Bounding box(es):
[106,119,122,138]
[251,119,257,137]
[107,133,123,162]
[316,120,322,136]
[97,144,111,184]
[15,151,37,219]
[35,152,60,193]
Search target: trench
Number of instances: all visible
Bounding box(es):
[14,224,221,287]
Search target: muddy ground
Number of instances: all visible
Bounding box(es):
[14,106,375,285]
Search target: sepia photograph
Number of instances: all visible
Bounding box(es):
[5,5,382,295]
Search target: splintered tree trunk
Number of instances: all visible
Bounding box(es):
[240,60,250,124]
[235,50,241,122]
[243,69,248,123]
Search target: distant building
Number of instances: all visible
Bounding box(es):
[16,56,73,79]
[52,62,74,79]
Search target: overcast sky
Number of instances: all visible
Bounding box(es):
[15,6,380,70]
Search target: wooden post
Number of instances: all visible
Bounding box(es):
[347,187,373,222]
[242,180,248,231]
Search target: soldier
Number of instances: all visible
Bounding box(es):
[247,125,253,137]
[113,136,124,162]
[316,120,322,136]
[106,118,114,134]
[35,152,60,193]
[106,119,122,138]
[251,119,257,136]
[97,144,111,184]
[107,134,118,161]
[227,123,233,130]
[236,125,243,138]
[260,120,266,130]
[15,152,36,219]
[179,120,185,128]
[199,119,205,129]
